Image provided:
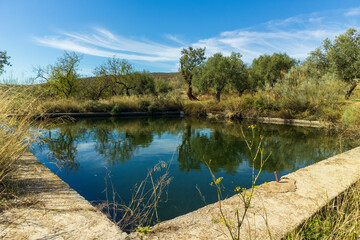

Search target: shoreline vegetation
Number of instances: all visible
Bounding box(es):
[1,27,360,238]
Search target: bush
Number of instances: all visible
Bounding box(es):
[154,78,172,95]
[82,100,112,112]
[273,66,345,116]
[42,99,82,113]
[111,104,122,114]
[151,96,183,112]
[183,101,207,116]
[242,93,276,111]
[138,99,151,111]
[342,104,360,127]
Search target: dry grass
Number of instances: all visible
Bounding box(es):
[287,181,360,239]
[97,161,172,232]
[0,87,42,202]
[38,95,183,113]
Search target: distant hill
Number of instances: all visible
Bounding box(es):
[79,72,182,82]
[150,72,183,82]
[0,72,184,91]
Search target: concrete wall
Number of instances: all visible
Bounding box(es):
[2,143,359,239]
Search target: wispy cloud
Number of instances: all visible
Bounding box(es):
[35,27,182,62]
[34,6,360,68]
[345,7,360,16]
[164,34,185,45]
[191,10,353,62]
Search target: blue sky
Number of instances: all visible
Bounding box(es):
[1,0,360,82]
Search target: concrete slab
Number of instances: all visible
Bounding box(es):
[0,152,128,240]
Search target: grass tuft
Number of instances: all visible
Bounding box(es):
[287,181,360,239]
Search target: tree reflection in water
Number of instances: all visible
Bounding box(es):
[36,117,358,174]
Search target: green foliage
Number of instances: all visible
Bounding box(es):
[95,57,135,96]
[111,104,122,114]
[41,99,83,113]
[273,65,345,117]
[287,181,360,239]
[138,99,151,110]
[194,52,248,102]
[150,95,183,112]
[326,28,360,82]
[342,104,360,127]
[183,101,207,116]
[79,77,112,100]
[307,28,360,99]
[0,51,11,75]
[180,47,206,85]
[136,226,152,234]
[82,100,112,112]
[242,92,275,111]
[36,52,81,98]
[154,77,173,95]
[251,53,298,88]
[179,46,206,100]
[133,71,156,95]
[204,126,270,240]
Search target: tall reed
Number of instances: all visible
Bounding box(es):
[0,87,40,193]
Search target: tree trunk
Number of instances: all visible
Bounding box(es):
[215,90,221,102]
[345,82,358,100]
[125,87,130,96]
[187,85,199,101]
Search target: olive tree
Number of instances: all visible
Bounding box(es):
[251,53,297,88]
[36,52,81,98]
[179,47,206,100]
[308,28,360,99]
[194,52,248,102]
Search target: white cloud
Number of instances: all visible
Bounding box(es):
[345,7,360,16]
[34,6,360,67]
[35,28,182,62]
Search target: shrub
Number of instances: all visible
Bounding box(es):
[138,99,151,111]
[154,78,172,95]
[82,100,112,112]
[41,99,82,113]
[111,104,122,114]
[242,92,275,111]
[342,104,360,127]
[183,101,207,116]
[273,66,345,116]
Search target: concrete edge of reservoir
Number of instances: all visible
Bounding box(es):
[0,152,128,240]
[34,111,185,119]
[1,130,358,239]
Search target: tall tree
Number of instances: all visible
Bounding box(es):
[194,52,248,102]
[0,51,11,75]
[36,52,81,98]
[251,53,297,88]
[179,47,206,100]
[308,28,360,99]
[95,58,135,96]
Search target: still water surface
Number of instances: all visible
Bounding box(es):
[31,117,355,221]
